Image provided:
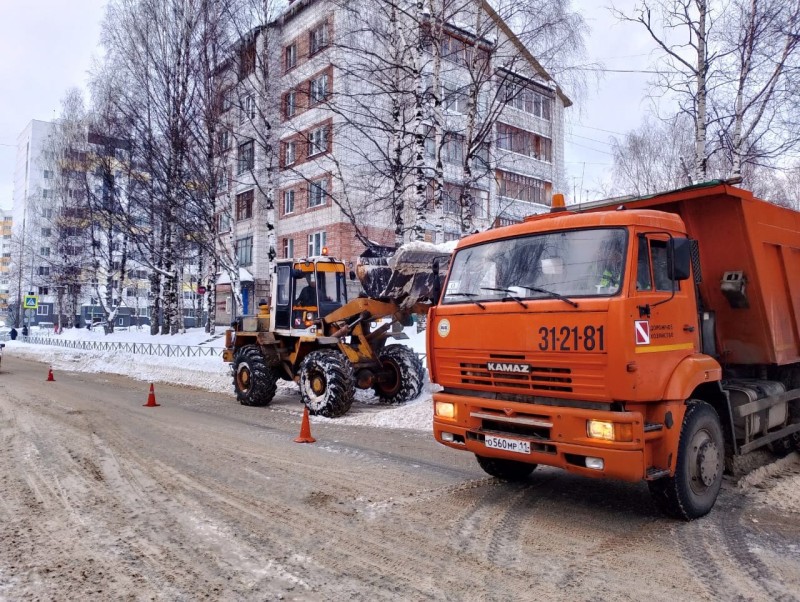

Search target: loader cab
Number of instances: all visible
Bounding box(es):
[272,256,348,334]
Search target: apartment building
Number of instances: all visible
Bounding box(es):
[10,120,160,328]
[214,0,569,322]
[0,209,12,317]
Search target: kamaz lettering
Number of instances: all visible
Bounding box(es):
[486,362,531,374]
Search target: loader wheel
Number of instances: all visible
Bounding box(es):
[648,401,724,520]
[232,345,277,407]
[299,350,355,418]
[475,455,536,481]
[373,344,424,404]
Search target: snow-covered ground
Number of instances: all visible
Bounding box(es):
[3,324,435,431]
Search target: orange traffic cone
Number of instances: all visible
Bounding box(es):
[143,383,160,407]
[294,407,316,443]
[46,366,55,382]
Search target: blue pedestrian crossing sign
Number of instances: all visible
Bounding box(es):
[23,294,39,310]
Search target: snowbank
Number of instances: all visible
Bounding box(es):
[5,326,434,431]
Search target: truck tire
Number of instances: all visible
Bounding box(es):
[299,349,355,418]
[233,345,277,407]
[648,400,724,520]
[373,344,424,404]
[475,455,537,481]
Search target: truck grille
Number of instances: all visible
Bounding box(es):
[460,361,572,392]
[437,350,607,401]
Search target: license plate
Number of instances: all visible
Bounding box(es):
[484,435,530,454]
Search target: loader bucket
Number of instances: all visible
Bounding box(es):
[356,243,451,309]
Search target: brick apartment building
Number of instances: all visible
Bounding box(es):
[213,0,570,322]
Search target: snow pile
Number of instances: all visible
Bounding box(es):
[738,452,800,513]
[5,326,434,431]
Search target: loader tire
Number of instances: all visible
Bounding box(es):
[233,345,277,407]
[475,455,536,481]
[299,350,355,418]
[373,344,424,404]
[648,401,724,520]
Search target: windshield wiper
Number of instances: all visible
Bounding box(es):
[480,287,528,309]
[446,292,486,309]
[519,285,579,308]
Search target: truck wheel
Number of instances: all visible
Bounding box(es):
[233,345,277,407]
[299,350,355,418]
[475,455,537,481]
[648,400,724,520]
[373,344,424,404]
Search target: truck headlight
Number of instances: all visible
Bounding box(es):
[435,401,456,419]
[587,420,633,442]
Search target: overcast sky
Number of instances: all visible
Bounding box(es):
[0,1,655,211]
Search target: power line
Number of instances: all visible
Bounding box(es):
[567,132,616,146]
[571,123,627,136]
[570,67,665,74]
[564,139,615,156]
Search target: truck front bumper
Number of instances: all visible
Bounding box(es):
[433,392,649,482]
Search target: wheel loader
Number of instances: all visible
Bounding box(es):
[222,244,450,417]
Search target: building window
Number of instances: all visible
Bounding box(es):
[496,123,552,162]
[308,178,328,207]
[308,126,328,157]
[310,74,329,104]
[442,184,487,218]
[442,133,465,165]
[308,231,326,256]
[309,22,329,55]
[284,140,296,166]
[237,140,254,174]
[239,40,256,79]
[283,189,295,214]
[40,247,50,257]
[217,212,231,233]
[283,237,294,258]
[285,90,296,118]
[38,287,49,295]
[43,170,53,179]
[236,189,254,221]
[218,167,228,191]
[240,94,256,125]
[495,170,550,205]
[503,81,552,121]
[37,305,50,316]
[443,82,468,114]
[285,42,297,71]
[217,130,230,152]
[41,228,51,237]
[236,236,253,266]
[38,266,50,276]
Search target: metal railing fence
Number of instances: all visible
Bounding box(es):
[14,335,222,358]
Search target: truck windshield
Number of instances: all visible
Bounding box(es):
[442,228,628,304]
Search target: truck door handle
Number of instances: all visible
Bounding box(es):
[683,325,695,332]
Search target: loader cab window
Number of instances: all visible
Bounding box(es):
[637,236,679,293]
[274,264,293,330]
[276,265,291,305]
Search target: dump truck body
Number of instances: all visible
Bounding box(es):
[581,184,800,366]
[430,183,800,519]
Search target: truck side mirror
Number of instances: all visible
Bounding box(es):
[668,238,692,281]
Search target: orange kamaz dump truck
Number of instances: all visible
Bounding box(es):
[429,182,800,519]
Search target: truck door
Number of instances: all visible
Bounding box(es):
[630,233,699,400]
